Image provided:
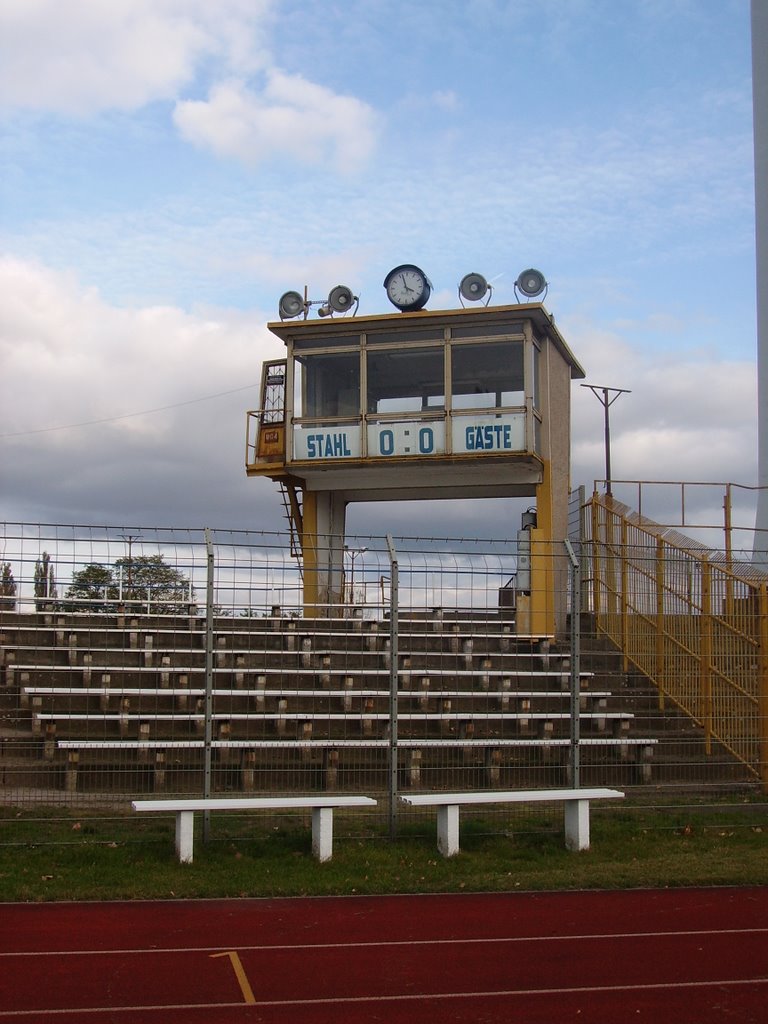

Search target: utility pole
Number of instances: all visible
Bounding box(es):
[581,385,631,497]
[120,534,138,599]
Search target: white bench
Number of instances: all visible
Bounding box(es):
[131,795,377,864]
[399,787,624,856]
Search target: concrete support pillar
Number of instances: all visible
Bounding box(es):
[436,804,460,857]
[311,806,334,862]
[528,460,558,638]
[65,752,79,793]
[564,798,590,851]
[175,811,195,863]
[241,750,257,791]
[300,490,347,615]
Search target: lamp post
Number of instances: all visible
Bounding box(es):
[581,385,631,497]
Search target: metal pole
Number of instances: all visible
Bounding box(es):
[752,0,768,565]
[564,540,581,788]
[203,528,215,842]
[581,385,631,498]
[602,390,612,494]
[386,534,399,840]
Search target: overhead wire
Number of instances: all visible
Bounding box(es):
[0,382,259,439]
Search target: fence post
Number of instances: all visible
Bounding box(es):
[203,528,215,841]
[564,540,581,788]
[386,534,399,839]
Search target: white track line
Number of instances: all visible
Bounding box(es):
[1,976,767,1018]
[1,925,766,958]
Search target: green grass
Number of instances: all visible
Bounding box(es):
[1,804,767,902]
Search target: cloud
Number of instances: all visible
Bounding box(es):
[0,2,378,173]
[0,256,757,541]
[0,256,281,527]
[0,0,272,115]
[174,73,379,172]
[568,317,757,493]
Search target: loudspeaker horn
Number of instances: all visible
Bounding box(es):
[328,284,355,313]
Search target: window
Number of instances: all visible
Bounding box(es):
[451,340,524,409]
[366,347,445,414]
[295,352,360,419]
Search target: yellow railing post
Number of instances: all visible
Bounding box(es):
[620,516,630,674]
[591,493,602,632]
[655,535,666,711]
[700,558,713,756]
[605,502,619,627]
[758,584,768,793]
[723,485,734,619]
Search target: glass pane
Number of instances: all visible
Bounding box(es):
[451,340,524,407]
[367,347,445,413]
[292,334,359,350]
[450,322,524,339]
[366,328,443,345]
[295,352,360,418]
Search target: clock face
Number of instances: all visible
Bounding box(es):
[384,264,432,311]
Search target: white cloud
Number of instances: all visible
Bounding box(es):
[174,73,379,172]
[568,317,757,491]
[0,256,757,537]
[0,2,379,173]
[0,0,272,115]
[0,256,280,526]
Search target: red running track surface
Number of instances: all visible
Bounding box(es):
[0,887,766,1023]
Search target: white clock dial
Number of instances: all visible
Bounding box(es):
[384,264,432,311]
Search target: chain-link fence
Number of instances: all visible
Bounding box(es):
[1,520,766,846]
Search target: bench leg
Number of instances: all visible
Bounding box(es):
[437,805,460,857]
[311,806,334,862]
[175,811,195,863]
[563,799,590,851]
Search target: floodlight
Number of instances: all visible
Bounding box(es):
[514,268,547,301]
[278,290,306,320]
[458,272,491,306]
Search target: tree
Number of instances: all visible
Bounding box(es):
[65,563,116,611]
[33,551,57,610]
[112,555,193,612]
[0,562,16,610]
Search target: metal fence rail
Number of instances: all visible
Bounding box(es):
[586,494,768,787]
[2,518,767,849]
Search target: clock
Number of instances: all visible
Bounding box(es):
[383,264,432,312]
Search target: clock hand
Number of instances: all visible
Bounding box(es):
[400,273,413,293]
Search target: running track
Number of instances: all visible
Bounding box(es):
[1,887,766,1022]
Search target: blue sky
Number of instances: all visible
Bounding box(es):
[0,0,758,542]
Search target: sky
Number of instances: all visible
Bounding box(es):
[0,0,759,549]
